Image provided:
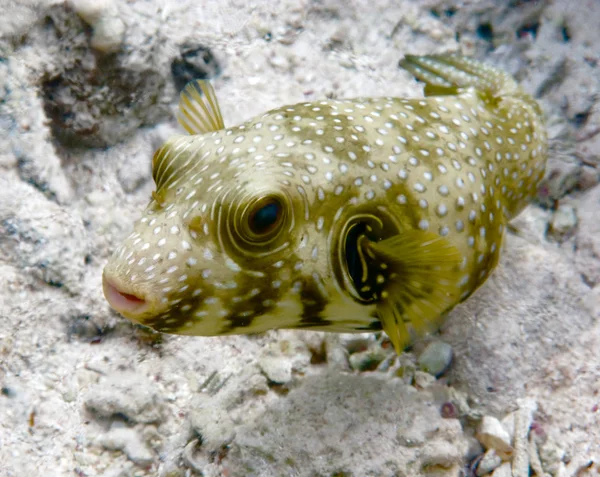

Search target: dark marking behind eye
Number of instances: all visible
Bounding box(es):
[344,221,394,303]
[345,222,367,290]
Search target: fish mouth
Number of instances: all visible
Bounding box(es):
[102,274,151,319]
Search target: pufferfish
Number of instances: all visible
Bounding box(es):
[102,54,547,353]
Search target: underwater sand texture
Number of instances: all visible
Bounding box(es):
[1,0,599,476]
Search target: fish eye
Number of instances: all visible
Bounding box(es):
[248,198,283,236]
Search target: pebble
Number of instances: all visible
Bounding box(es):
[490,462,512,477]
[476,449,503,476]
[325,344,351,371]
[91,15,126,53]
[548,203,578,241]
[96,424,154,465]
[476,416,514,460]
[70,0,125,53]
[537,155,580,207]
[84,372,163,423]
[189,395,236,451]
[465,435,484,461]
[413,370,437,389]
[417,341,453,377]
[578,164,600,191]
[258,354,293,384]
[170,44,221,92]
[512,399,537,477]
[70,0,114,24]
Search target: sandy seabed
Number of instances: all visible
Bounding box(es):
[1,0,599,476]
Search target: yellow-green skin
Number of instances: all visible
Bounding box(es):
[103,55,547,343]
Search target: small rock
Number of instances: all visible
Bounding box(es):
[91,14,125,53]
[476,416,514,459]
[268,54,290,70]
[97,424,154,466]
[67,315,103,343]
[508,206,552,245]
[84,371,163,424]
[417,341,453,377]
[258,354,293,384]
[548,203,578,241]
[537,155,581,206]
[490,462,512,477]
[348,347,387,371]
[578,165,600,191]
[171,45,221,92]
[70,0,114,25]
[476,449,503,476]
[465,435,484,461]
[413,370,436,389]
[325,340,350,371]
[189,395,236,451]
[512,399,537,476]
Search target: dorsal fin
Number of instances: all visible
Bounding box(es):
[400,54,519,99]
[177,80,225,135]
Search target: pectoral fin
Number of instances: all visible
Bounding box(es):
[369,231,463,354]
[151,135,195,193]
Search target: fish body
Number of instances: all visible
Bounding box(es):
[103,55,547,352]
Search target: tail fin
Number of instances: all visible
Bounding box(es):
[400,54,519,99]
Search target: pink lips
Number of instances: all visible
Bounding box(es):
[102,275,149,317]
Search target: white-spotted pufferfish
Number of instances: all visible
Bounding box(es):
[103,55,547,353]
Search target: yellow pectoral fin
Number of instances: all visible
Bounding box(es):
[371,231,463,354]
[377,298,411,355]
[177,80,225,135]
[151,135,195,192]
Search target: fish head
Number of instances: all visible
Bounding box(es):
[102,130,319,335]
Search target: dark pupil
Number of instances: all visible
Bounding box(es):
[251,201,280,234]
